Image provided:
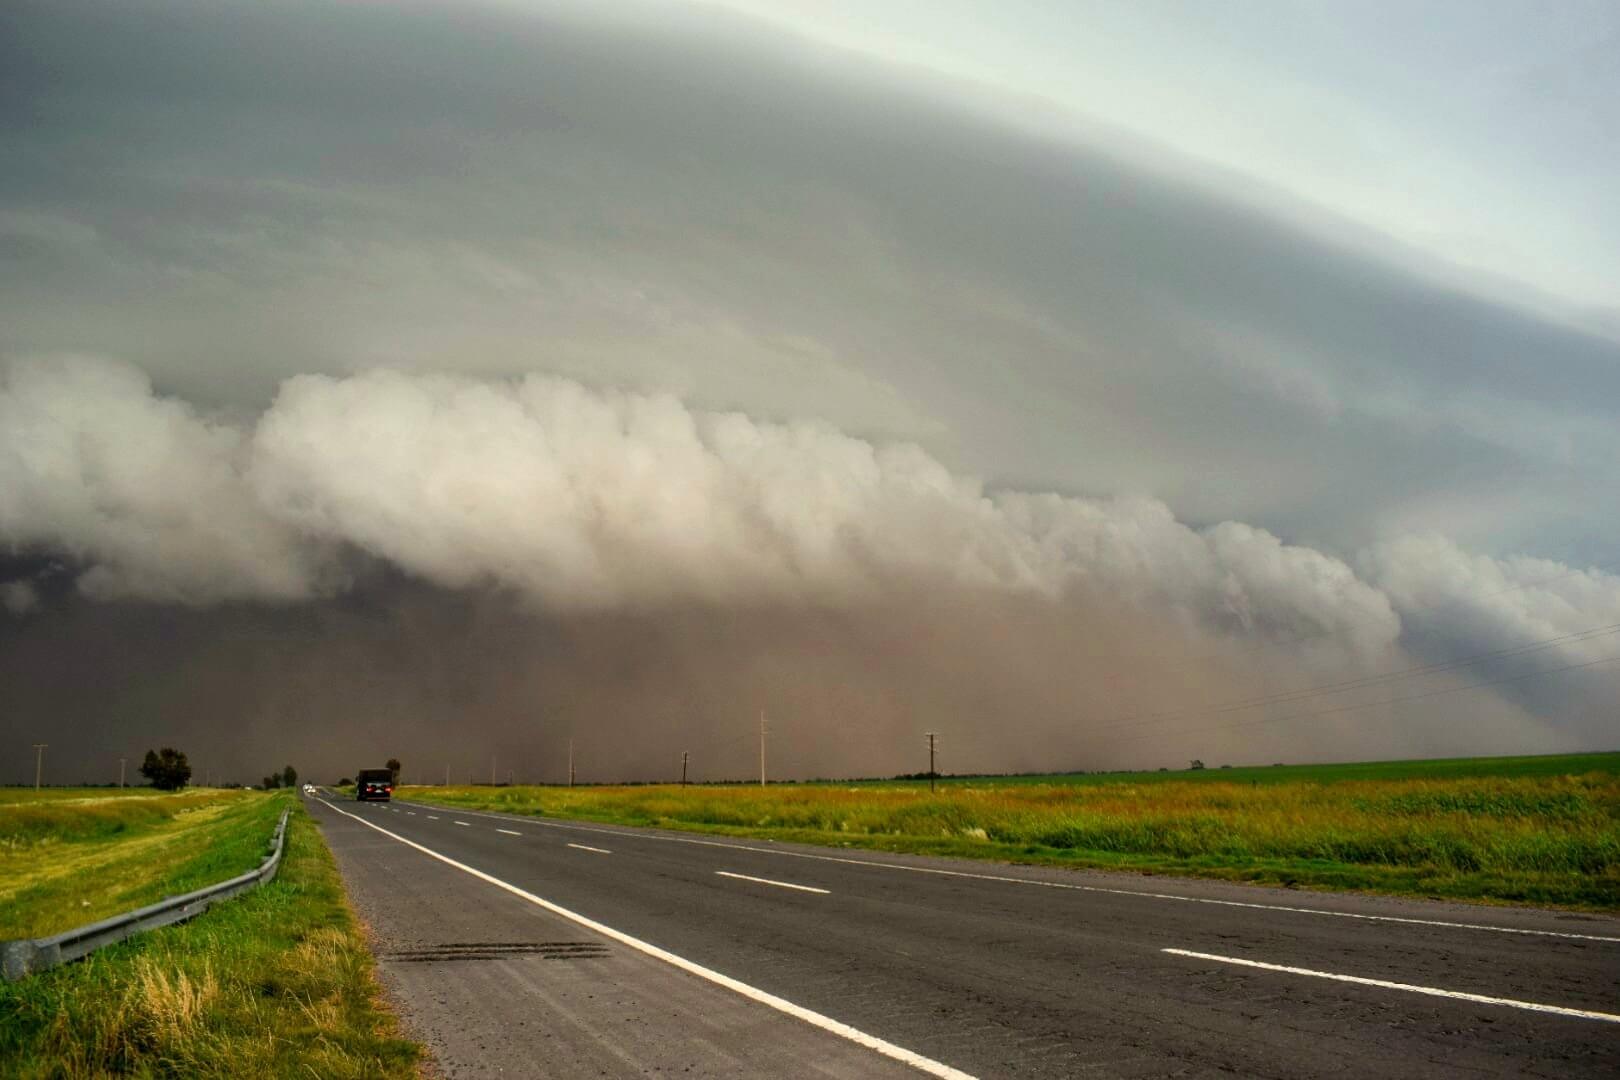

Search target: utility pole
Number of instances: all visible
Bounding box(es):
[568,739,575,788]
[925,732,938,793]
[681,750,689,787]
[490,754,496,787]
[445,763,451,787]
[759,710,767,788]
[32,743,46,790]
[119,757,127,789]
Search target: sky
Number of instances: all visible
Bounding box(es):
[1,0,1617,784]
[717,0,1620,321]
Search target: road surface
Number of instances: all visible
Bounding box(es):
[308,794,1619,1078]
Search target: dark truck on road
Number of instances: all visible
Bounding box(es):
[356,768,394,801]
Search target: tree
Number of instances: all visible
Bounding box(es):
[282,765,298,788]
[262,774,281,790]
[386,758,402,785]
[140,747,192,791]
[1188,759,1206,770]
[337,777,353,787]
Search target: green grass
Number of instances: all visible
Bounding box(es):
[406,751,1620,910]
[0,796,421,1079]
[1,790,279,940]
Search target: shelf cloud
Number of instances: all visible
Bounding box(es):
[1,1,1615,780]
[3,357,1614,779]
[6,357,1407,648]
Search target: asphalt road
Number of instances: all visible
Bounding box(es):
[308,793,1620,1078]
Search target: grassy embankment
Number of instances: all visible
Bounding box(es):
[0,790,420,1078]
[2,788,276,939]
[407,751,1620,910]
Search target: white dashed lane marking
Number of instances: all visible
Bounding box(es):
[1163,949,1620,1024]
[567,842,612,854]
[717,871,829,895]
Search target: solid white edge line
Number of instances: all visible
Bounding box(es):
[567,842,612,854]
[497,828,523,836]
[1162,948,1620,1024]
[717,871,830,895]
[395,801,1620,944]
[316,799,972,1079]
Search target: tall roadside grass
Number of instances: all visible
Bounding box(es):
[1,789,274,939]
[0,798,421,1079]
[410,768,1620,909]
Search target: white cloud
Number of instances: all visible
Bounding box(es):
[0,357,1403,665]
[0,357,335,605]
[1360,534,1620,664]
[246,366,1409,664]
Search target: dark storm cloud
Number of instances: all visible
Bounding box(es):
[0,576,1570,787]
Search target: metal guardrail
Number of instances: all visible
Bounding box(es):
[2,807,291,982]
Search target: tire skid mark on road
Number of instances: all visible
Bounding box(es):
[1162,948,1620,1023]
[316,798,975,1079]
[397,801,1620,944]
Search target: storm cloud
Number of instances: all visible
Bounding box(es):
[2,357,1614,781]
[1,1,1616,781]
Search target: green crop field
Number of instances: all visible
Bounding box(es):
[0,794,421,1078]
[407,751,1620,910]
[890,750,1620,788]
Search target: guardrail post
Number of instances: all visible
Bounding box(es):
[3,941,42,981]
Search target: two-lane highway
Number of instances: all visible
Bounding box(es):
[309,794,1619,1077]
